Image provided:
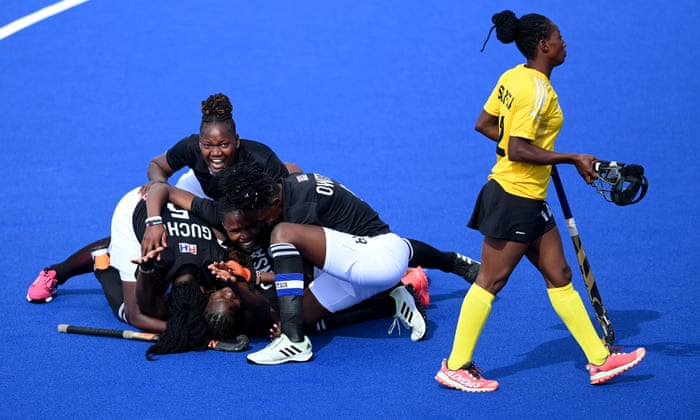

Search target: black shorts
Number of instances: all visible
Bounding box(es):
[467,180,555,243]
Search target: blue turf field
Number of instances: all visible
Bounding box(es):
[1,1,698,418]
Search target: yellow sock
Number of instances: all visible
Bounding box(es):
[547,283,609,365]
[446,284,494,370]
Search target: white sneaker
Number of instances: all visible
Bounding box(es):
[246,333,313,365]
[388,285,427,341]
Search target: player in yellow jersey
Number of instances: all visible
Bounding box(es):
[434,10,646,392]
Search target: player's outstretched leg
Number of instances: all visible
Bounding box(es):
[247,242,312,365]
[27,238,110,303]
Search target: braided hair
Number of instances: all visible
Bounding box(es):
[200,93,236,134]
[145,275,210,360]
[214,162,280,218]
[481,10,552,59]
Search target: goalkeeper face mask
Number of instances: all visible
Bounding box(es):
[593,162,649,206]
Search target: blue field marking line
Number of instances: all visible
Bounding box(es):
[0,0,89,40]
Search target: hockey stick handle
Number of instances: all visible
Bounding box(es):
[58,324,159,342]
[551,166,573,219]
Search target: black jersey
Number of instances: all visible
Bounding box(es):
[132,200,225,288]
[282,173,391,237]
[165,135,289,199]
[191,172,391,239]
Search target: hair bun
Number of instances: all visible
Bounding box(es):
[491,10,519,43]
[201,93,233,122]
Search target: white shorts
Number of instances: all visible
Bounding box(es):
[309,228,410,313]
[174,169,208,198]
[108,188,143,283]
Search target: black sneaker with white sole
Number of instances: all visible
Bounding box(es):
[450,252,480,284]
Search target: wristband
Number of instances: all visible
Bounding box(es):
[145,216,163,227]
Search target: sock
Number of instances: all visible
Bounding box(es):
[547,283,609,365]
[269,243,305,342]
[447,284,494,370]
[94,266,124,319]
[48,237,111,284]
[406,239,453,272]
[313,291,394,332]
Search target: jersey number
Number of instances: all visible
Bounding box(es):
[166,203,189,220]
[496,115,506,157]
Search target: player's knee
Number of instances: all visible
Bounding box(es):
[546,264,572,288]
[269,222,298,244]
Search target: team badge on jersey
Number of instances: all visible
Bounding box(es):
[178,243,198,255]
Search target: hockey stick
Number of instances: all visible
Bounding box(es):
[550,166,615,349]
[57,324,249,352]
[58,324,158,341]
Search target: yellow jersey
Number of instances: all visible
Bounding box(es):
[483,64,564,200]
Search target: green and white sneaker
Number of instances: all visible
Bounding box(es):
[246,333,313,365]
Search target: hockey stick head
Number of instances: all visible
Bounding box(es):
[593,161,649,206]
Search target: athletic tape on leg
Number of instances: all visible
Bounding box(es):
[275,273,305,296]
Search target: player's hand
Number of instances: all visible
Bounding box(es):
[224,260,252,282]
[139,180,167,196]
[269,322,282,339]
[208,260,252,282]
[131,247,164,265]
[140,224,167,261]
[208,261,238,282]
[572,154,599,184]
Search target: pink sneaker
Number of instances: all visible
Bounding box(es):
[587,347,646,384]
[27,269,58,303]
[401,266,430,307]
[435,359,499,392]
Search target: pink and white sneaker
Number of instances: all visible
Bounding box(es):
[435,359,499,392]
[587,347,646,384]
[401,266,430,307]
[27,269,58,303]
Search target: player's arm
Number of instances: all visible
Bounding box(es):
[141,183,200,259]
[122,278,167,333]
[147,153,175,184]
[508,137,598,183]
[140,153,176,195]
[146,183,197,215]
[474,110,500,142]
[231,279,272,336]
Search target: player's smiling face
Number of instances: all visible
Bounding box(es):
[221,210,263,252]
[199,123,239,175]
